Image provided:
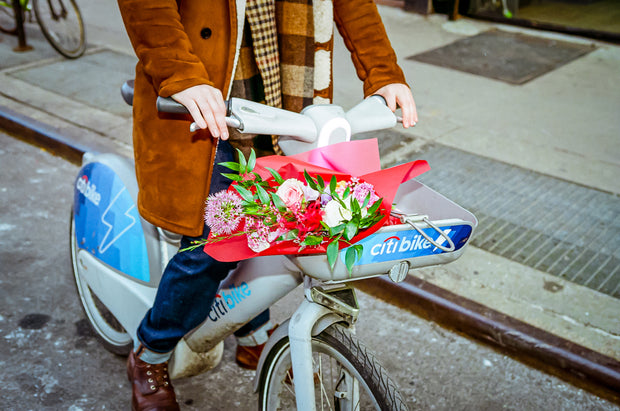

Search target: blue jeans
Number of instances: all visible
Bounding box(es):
[137,140,269,353]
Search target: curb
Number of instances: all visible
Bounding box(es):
[0,103,106,165]
[1,106,619,404]
[356,276,620,402]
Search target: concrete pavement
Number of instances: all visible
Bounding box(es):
[0,0,619,404]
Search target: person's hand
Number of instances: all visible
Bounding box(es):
[373,83,418,128]
[171,84,229,140]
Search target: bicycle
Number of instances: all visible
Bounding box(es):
[0,0,85,58]
[70,80,477,410]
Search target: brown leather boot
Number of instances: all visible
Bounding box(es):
[235,324,277,370]
[127,349,180,411]
[235,342,266,370]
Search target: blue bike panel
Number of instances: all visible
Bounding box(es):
[345,224,473,266]
[73,162,150,282]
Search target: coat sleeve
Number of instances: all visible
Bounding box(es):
[333,0,408,97]
[117,0,212,97]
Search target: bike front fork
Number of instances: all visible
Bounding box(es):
[288,277,360,411]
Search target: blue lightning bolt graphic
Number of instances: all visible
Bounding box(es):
[98,187,137,254]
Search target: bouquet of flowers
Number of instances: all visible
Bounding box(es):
[196,139,430,274]
[203,148,386,273]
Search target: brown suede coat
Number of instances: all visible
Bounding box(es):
[118,0,407,236]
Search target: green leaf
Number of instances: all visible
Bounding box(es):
[316,175,325,190]
[302,235,323,246]
[362,193,371,209]
[234,185,255,202]
[221,173,243,182]
[327,241,339,270]
[255,184,270,204]
[266,167,284,184]
[343,221,358,241]
[237,148,247,173]
[353,244,364,258]
[218,161,241,172]
[285,229,299,240]
[328,223,345,236]
[304,170,317,190]
[247,149,256,172]
[367,198,383,214]
[329,175,337,194]
[343,186,350,199]
[344,246,358,275]
[271,192,287,211]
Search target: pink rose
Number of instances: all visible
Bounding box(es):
[275,179,306,211]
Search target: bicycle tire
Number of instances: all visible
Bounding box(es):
[0,3,18,34]
[70,210,133,355]
[33,0,85,58]
[258,323,410,411]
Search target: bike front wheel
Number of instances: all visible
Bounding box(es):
[258,323,410,411]
[33,0,85,58]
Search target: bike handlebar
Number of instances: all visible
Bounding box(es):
[155,95,398,156]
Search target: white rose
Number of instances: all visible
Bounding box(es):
[323,199,352,228]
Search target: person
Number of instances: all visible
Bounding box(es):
[117,0,418,409]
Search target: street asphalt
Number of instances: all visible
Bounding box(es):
[0,0,619,409]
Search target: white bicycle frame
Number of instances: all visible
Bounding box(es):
[73,95,477,410]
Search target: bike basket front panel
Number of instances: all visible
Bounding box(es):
[73,162,149,282]
[343,223,473,266]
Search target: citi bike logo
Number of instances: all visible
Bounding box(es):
[208,282,251,322]
[369,229,452,258]
[76,175,101,206]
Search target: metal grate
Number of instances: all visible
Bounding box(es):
[407,29,596,85]
[412,145,620,298]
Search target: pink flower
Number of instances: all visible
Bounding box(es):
[204,191,243,236]
[245,216,271,252]
[352,182,379,205]
[275,179,306,211]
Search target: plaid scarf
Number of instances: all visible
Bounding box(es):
[230,0,334,157]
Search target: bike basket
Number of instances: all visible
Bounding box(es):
[289,179,478,282]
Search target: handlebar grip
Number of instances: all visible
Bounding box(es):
[156,96,231,115]
[156,97,189,114]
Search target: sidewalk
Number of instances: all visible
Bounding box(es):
[1,0,618,400]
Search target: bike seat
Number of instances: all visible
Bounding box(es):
[121,79,134,106]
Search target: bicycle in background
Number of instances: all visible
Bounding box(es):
[0,0,85,58]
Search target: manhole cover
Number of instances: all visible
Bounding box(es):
[407,29,595,84]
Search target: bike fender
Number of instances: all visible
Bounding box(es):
[253,312,348,392]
